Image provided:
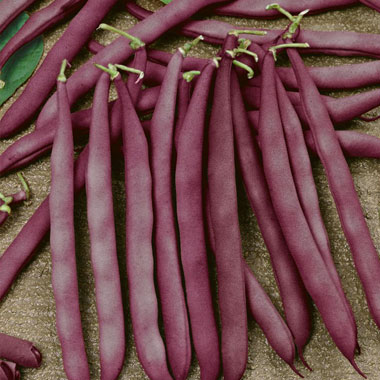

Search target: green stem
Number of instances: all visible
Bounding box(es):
[265,4,309,39]
[0,192,12,214]
[98,23,145,50]
[237,38,251,50]
[266,3,295,21]
[269,42,310,61]
[17,172,30,200]
[0,193,13,205]
[233,60,254,79]
[285,9,310,38]
[183,70,201,82]
[213,57,221,68]
[57,59,70,83]
[179,35,204,57]
[114,64,144,83]
[228,29,267,37]
[0,204,11,215]
[234,48,259,62]
[94,63,119,80]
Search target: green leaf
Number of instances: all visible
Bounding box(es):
[160,0,173,4]
[0,12,44,106]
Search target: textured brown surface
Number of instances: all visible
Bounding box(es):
[1,0,380,379]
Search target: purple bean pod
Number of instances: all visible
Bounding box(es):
[175,62,220,380]
[204,186,301,376]
[126,2,380,59]
[207,34,248,380]
[49,61,90,380]
[0,333,41,368]
[249,110,380,159]
[19,0,232,136]
[212,0,357,18]
[0,0,86,70]
[0,361,19,380]
[149,46,191,380]
[230,68,311,370]
[275,73,358,349]
[114,73,172,380]
[174,76,192,151]
[0,0,36,35]
[86,72,125,380]
[259,51,361,375]
[0,0,120,138]
[287,43,380,370]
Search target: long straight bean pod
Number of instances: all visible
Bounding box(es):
[275,76,358,343]
[259,51,362,375]
[113,70,172,380]
[86,72,124,380]
[175,62,220,380]
[204,190,300,375]
[230,69,311,366]
[149,40,197,380]
[49,60,90,380]
[287,43,380,347]
[207,34,247,380]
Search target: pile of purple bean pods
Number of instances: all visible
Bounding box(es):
[2,0,380,379]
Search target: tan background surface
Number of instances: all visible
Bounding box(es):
[1,0,380,379]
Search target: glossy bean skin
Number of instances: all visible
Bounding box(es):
[175,63,220,380]
[114,75,172,380]
[150,48,191,380]
[231,69,311,366]
[0,0,85,70]
[287,45,380,369]
[259,51,359,372]
[86,73,125,380]
[207,35,248,380]
[49,71,90,380]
